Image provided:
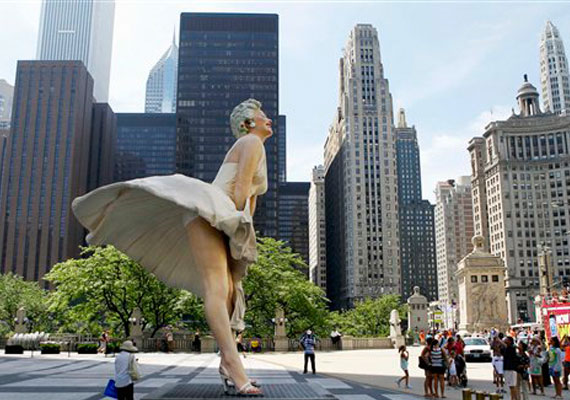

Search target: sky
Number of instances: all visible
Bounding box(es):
[0,0,569,201]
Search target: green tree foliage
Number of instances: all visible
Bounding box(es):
[329,295,407,337]
[243,237,329,338]
[45,246,182,338]
[0,272,49,335]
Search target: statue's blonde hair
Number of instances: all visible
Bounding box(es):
[230,99,262,139]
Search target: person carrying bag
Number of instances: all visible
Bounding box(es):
[114,340,141,400]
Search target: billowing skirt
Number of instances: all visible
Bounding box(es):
[71,174,256,331]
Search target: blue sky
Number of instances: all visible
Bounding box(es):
[1,1,569,201]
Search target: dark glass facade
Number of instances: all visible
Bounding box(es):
[114,113,176,181]
[395,126,437,300]
[0,61,94,282]
[278,182,310,270]
[278,115,286,183]
[325,144,349,310]
[88,103,116,191]
[177,13,279,237]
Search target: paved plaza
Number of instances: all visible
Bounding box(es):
[0,347,567,399]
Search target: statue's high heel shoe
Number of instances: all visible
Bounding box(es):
[219,365,263,396]
[219,365,260,388]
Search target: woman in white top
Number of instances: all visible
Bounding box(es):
[73,99,270,396]
[114,341,140,400]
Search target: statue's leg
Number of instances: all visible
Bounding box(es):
[186,217,249,388]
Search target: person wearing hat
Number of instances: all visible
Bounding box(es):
[115,340,141,400]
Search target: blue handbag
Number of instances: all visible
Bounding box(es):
[104,379,118,399]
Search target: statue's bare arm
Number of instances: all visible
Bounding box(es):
[233,137,263,212]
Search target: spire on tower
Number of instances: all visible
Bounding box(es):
[397,108,407,128]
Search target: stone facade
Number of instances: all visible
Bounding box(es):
[407,286,429,333]
[456,236,508,332]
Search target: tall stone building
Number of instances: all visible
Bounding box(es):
[176,13,279,238]
[540,21,570,114]
[145,33,178,114]
[0,79,13,129]
[114,113,176,182]
[324,24,400,310]
[395,109,437,301]
[0,61,100,282]
[278,182,310,268]
[309,165,326,290]
[36,0,115,102]
[88,103,116,192]
[434,177,474,328]
[469,75,570,322]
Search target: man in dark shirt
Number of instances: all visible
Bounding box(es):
[502,336,520,400]
[300,330,317,374]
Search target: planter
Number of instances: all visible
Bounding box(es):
[40,343,61,354]
[77,343,98,354]
[5,345,24,354]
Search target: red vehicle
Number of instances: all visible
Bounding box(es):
[541,298,570,340]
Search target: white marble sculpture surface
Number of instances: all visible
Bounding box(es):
[389,309,402,338]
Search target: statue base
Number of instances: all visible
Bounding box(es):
[143,383,333,399]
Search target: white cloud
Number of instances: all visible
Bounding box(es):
[420,105,512,201]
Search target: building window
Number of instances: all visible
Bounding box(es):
[481,275,489,283]
[492,275,499,282]
[471,276,478,283]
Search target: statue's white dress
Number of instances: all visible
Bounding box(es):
[71,138,267,331]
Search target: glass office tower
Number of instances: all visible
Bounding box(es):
[177,13,279,237]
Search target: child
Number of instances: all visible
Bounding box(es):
[396,345,411,389]
[448,350,459,387]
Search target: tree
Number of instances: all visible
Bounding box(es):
[45,246,182,337]
[329,295,407,337]
[242,237,330,338]
[0,272,49,335]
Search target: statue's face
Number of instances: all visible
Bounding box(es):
[251,109,273,137]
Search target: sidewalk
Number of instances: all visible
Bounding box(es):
[251,347,566,400]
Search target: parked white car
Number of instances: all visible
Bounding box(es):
[463,337,492,362]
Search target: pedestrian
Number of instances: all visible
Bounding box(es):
[236,331,247,359]
[529,336,545,395]
[330,328,342,349]
[502,336,520,400]
[114,340,141,400]
[420,330,426,346]
[491,333,506,393]
[99,329,110,354]
[420,337,434,398]
[448,350,458,388]
[455,334,465,356]
[396,345,411,389]
[430,338,447,398]
[300,329,317,374]
[549,336,564,399]
[561,334,570,390]
[165,327,174,352]
[516,341,530,400]
[192,330,201,352]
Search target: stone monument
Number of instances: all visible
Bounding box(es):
[456,236,509,332]
[129,307,143,347]
[14,307,27,334]
[273,307,288,352]
[389,309,405,348]
[407,286,429,334]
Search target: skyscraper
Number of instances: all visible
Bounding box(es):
[309,165,327,291]
[469,76,570,322]
[0,61,95,282]
[324,25,400,309]
[278,182,310,268]
[88,103,116,192]
[278,115,286,183]
[145,33,178,113]
[395,109,437,301]
[36,0,115,102]
[177,13,279,238]
[114,113,177,182]
[539,21,570,114]
[0,79,13,129]
[434,177,474,328]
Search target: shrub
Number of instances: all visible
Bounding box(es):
[77,343,98,354]
[5,345,24,354]
[106,341,121,354]
[40,342,60,354]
